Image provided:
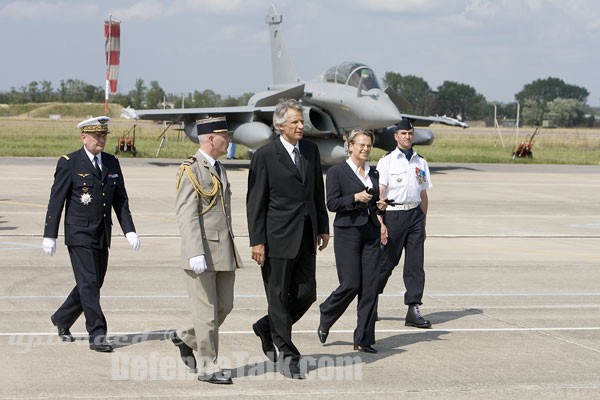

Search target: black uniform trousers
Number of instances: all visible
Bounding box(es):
[379,208,426,305]
[320,221,380,346]
[256,218,317,361]
[52,246,109,343]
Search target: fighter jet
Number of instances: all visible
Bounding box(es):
[124,5,468,164]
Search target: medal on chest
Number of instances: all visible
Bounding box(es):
[80,187,92,205]
[415,167,427,185]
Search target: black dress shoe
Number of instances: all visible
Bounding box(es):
[198,372,233,384]
[171,332,197,371]
[354,344,378,354]
[317,326,329,344]
[252,322,277,362]
[89,342,114,352]
[405,304,432,329]
[280,359,305,379]
[50,316,74,342]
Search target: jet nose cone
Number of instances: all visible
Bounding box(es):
[357,89,402,128]
[378,95,403,126]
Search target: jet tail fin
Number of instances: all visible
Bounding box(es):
[266,5,301,85]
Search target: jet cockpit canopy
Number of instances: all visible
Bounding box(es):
[321,62,381,90]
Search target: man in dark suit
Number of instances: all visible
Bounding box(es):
[246,99,329,379]
[42,116,140,352]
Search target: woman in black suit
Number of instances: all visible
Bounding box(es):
[318,129,382,353]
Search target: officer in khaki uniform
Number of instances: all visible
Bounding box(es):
[171,117,241,385]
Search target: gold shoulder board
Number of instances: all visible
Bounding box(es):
[182,156,197,166]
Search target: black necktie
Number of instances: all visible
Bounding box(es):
[214,160,221,177]
[293,147,305,182]
[94,156,102,177]
[293,147,302,172]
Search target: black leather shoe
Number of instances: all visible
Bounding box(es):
[354,344,378,354]
[171,332,197,371]
[405,304,432,329]
[50,316,74,342]
[89,342,114,352]
[281,359,305,379]
[252,322,277,362]
[317,326,329,344]
[198,372,233,384]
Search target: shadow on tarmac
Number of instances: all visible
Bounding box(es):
[109,330,174,349]
[379,308,484,324]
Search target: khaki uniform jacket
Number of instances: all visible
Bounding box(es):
[175,150,241,272]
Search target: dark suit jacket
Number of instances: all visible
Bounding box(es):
[326,161,381,228]
[43,147,135,248]
[246,138,329,259]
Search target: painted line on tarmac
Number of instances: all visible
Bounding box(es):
[0,241,41,250]
[3,327,600,337]
[3,292,600,300]
[0,200,46,208]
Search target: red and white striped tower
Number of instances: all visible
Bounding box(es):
[104,15,121,115]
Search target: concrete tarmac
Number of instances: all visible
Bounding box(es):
[1,157,599,399]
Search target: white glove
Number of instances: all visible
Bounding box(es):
[42,238,56,256]
[125,232,141,251]
[189,255,207,274]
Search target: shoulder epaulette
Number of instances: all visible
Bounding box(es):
[182,156,197,166]
[61,155,70,160]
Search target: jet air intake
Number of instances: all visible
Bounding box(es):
[302,107,336,137]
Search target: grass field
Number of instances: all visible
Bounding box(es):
[1,115,599,164]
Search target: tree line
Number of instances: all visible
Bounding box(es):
[383,73,595,127]
[0,75,595,127]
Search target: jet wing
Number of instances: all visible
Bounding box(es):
[383,86,469,129]
[123,83,307,128]
[127,105,274,127]
[254,83,305,106]
[400,113,469,129]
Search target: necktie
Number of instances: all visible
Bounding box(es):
[293,147,304,182]
[293,147,302,172]
[94,156,102,177]
[213,160,221,177]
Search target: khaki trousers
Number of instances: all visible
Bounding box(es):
[179,269,235,375]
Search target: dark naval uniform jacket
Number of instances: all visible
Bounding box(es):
[44,147,135,248]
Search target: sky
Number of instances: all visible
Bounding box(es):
[1,0,599,106]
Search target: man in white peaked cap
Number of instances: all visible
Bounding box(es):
[42,116,140,352]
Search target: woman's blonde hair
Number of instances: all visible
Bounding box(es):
[347,129,375,146]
